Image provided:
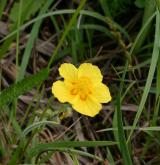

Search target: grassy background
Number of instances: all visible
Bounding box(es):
[0,0,160,164]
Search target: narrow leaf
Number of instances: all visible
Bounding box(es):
[29,140,117,157]
[0,68,49,108]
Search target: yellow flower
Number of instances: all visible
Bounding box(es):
[52,63,111,117]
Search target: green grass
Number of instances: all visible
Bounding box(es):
[0,0,160,164]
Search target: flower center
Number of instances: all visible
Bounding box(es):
[70,77,92,101]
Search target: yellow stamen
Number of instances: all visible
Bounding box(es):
[80,93,87,101]
[71,88,78,95]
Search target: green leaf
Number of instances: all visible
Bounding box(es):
[135,0,145,8]
[133,0,155,53]
[107,148,115,165]
[29,141,117,157]
[127,10,160,142]
[115,62,133,165]
[0,68,49,108]
[18,0,53,81]
[9,0,46,23]
[116,96,133,165]
[0,0,7,19]
[0,0,48,60]
[48,0,88,68]
[22,121,58,137]
[99,0,111,17]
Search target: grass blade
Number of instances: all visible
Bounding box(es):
[116,96,133,165]
[29,140,117,157]
[18,0,53,81]
[48,0,88,68]
[22,121,58,137]
[0,68,49,108]
[0,0,7,19]
[127,10,160,142]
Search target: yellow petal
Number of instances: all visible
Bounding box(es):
[59,63,78,81]
[52,81,74,103]
[72,96,102,117]
[78,63,102,84]
[92,83,112,103]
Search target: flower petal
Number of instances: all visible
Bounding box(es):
[92,83,112,103]
[52,81,74,103]
[72,96,102,117]
[59,63,78,81]
[78,63,103,84]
